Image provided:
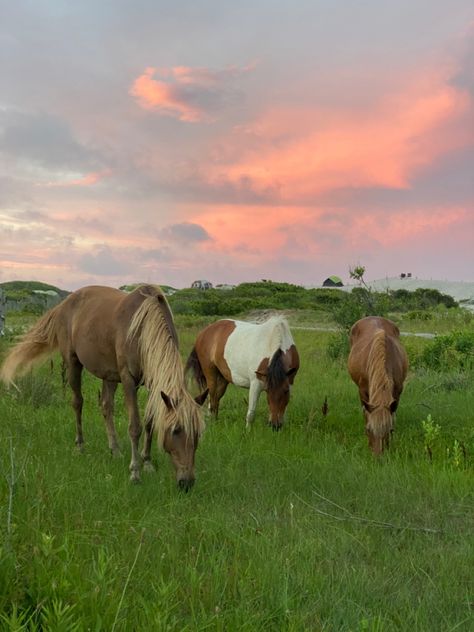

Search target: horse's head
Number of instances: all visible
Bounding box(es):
[362,399,397,455]
[256,350,298,431]
[161,389,208,491]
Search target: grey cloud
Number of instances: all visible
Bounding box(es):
[451,28,474,96]
[139,248,170,262]
[0,109,102,172]
[160,222,211,243]
[78,246,129,276]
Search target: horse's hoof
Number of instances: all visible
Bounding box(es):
[178,478,195,492]
[143,461,155,473]
[111,449,123,458]
[129,472,141,484]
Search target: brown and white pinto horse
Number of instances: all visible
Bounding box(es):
[0,285,207,489]
[186,316,299,430]
[348,316,408,455]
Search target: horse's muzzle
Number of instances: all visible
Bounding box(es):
[177,478,195,492]
[269,422,283,432]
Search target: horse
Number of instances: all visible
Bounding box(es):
[186,316,299,430]
[347,316,408,455]
[0,284,208,489]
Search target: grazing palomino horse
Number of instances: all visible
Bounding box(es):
[348,316,408,455]
[0,285,207,489]
[186,316,299,430]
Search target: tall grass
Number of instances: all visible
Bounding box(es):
[0,324,472,630]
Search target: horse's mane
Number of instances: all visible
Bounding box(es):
[127,288,204,447]
[267,348,287,392]
[263,316,292,392]
[367,330,393,408]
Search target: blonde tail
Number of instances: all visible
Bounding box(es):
[0,305,61,385]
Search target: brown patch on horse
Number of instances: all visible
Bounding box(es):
[185,319,236,419]
[348,316,408,455]
[286,344,300,384]
[193,319,236,383]
[255,356,269,382]
[256,345,299,385]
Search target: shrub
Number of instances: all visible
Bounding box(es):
[326,332,350,360]
[421,331,474,371]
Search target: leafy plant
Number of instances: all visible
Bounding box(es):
[421,331,474,371]
[421,414,441,462]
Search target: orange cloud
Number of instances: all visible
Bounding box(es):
[191,202,470,263]
[204,65,472,200]
[193,204,320,258]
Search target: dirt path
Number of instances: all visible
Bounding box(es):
[292,325,436,339]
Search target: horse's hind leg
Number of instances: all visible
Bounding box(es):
[211,373,229,419]
[100,380,121,457]
[67,354,84,451]
[121,372,142,483]
[205,367,227,418]
[141,414,155,473]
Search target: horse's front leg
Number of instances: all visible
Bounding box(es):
[246,380,262,428]
[121,372,142,482]
[100,380,121,457]
[141,413,155,472]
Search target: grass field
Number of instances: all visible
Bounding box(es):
[0,315,473,631]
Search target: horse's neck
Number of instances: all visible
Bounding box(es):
[265,318,292,353]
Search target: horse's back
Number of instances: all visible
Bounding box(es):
[59,285,162,381]
[225,317,295,386]
[349,316,400,346]
[348,316,407,386]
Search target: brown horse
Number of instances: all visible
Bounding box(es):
[348,316,408,455]
[0,285,207,489]
[186,316,299,430]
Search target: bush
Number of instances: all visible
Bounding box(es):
[420,331,474,371]
[326,332,350,360]
[330,288,390,332]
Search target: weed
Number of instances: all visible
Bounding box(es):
[421,413,441,462]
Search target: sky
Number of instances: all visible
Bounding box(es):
[0,0,473,290]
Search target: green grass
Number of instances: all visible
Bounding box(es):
[0,322,473,631]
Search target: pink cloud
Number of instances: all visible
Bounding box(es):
[130,67,201,122]
[129,63,255,122]
[204,64,472,200]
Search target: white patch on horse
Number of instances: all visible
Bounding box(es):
[223,316,294,388]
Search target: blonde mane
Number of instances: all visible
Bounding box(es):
[127,291,205,447]
[367,330,393,408]
[261,315,292,353]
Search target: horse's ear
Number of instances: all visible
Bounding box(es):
[161,391,173,411]
[195,389,209,406]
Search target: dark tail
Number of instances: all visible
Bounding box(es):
[0,304,61,385]
[185,347,207,391]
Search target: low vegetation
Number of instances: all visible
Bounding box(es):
[0,281,472,630]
